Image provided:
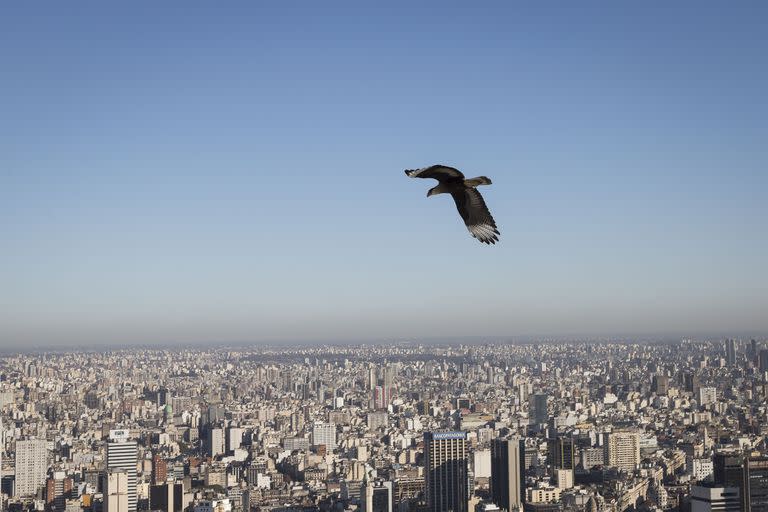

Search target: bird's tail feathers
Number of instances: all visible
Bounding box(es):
[464,176,492,187]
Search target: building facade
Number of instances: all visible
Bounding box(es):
[104,471,129,512]
[425,431,468,512]
[15,439,48,498]
[106,431,138,512]
[605,431,640,472]
[491,436,525,512]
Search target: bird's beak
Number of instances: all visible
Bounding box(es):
[427,189,435,197]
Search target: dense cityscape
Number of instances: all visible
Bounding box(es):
[0,339,767,512]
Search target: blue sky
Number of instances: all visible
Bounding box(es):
[1,3,767,348]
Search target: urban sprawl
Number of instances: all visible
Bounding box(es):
[1,339,768,512]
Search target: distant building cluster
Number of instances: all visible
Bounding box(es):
[1,338,768,512]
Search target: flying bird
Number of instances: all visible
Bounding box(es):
[405,164,500,244]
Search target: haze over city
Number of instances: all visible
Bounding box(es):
[3,4,768,512]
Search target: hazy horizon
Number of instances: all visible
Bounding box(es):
[2,3,767,349]
[2,329,766,354]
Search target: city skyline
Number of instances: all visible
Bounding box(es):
[2,3,767,348]
[2,338,768,511]
[3,4,768,512]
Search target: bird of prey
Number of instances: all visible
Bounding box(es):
[405,164,500,244]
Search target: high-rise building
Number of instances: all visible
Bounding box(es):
[530,394,548,425]
[362,479,393,512]
[491,436,525,512]
[424,431,468,512]
[548,437,575,470]
[312,423,337,451]
[149,482,184,512]
[726,339,737,366]
[383,365,396,405]
[760,349,768,373]
[604,431,640,472]
[691,458,715,482]
[106,431,138,512]
[15,439,48,497]
[45,472,72,512]
[652,374,669,395]
[580,447,604,470]
[698,387,717,407]
[205,405,225,426]
[714,453,744,487]
[373,386,387,410]
[226,427,244,453]
[205,427,225,458]
[283,436,309,452]
[104,471,129,512]
[157,388,169,407]
[690,485,741,512]
[152,454,167,485]
[684,372,701,393]
[744,456,768,512]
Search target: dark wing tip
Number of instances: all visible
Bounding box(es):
[470,231,500,245]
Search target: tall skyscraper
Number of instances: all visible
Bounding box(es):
[149,482,184,512]
[530,394,548,425]
[106,431,138,512]
[491,436,525,512]
[373,386,387,410]
[424,431,468,512]
[604,431,640,472]
[383,364,396,405]
[548,437,575,470]
[726,338,737,366]
[205,427,225,458]
[684,372,701,393]
[760,349,768,373]
[15,439,48,497]
[104,471,129,512]
[652,374,669,395]
[362,479,393,512]
[743,456,768,512]
[714,453,744,488]
[226,427,244,453]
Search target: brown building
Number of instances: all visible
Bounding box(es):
[152,454,168,485]
[46,474,73,512]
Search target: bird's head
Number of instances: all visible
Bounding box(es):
[427,186,439,198]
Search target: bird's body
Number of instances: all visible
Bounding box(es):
[405,164,500,244]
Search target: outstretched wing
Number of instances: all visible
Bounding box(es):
[404,165,464,182]
[450,188,500,244]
